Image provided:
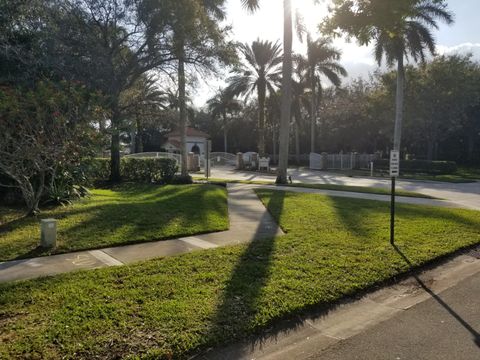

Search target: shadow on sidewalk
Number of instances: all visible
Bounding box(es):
[393,245,480,348]
[205,190,286,358]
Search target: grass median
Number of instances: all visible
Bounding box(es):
[1,190,479,359]
[0,184,228,262]
[194,177,436,198]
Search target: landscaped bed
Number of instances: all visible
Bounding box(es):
[1,190,479,359]
[0,184,228,262]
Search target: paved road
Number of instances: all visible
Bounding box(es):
[309,271,480,360]
[211,167,480,210]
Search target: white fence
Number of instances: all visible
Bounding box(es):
[209,152,237,166]
[310,152,378,170]
[124,152,182,165]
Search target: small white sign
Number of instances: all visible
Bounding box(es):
[390,150,400,177]
[259,157,270,170]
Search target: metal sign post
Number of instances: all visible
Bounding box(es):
[389,150,400,245]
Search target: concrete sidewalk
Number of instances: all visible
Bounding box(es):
[0,184,284,283]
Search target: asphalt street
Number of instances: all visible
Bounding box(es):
[309,271,480,360]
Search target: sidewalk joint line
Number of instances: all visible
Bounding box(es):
[180,237,219,249]
[88,250,124,266]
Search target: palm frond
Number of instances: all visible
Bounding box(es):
[241,0,260,13]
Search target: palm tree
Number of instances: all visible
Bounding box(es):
[373,1,453,152]
[227,39,282,155]
[240,0,293,183]
[207,89,242,152]
[120,75,165,153]
[291,58,310,165]
[158,0,231,176]
[276,0,293,184]
[325,0,453,153]
[299,36,347,153]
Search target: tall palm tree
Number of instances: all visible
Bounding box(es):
[373,1,453,152]
[325,0,453,153]
[240,0,293,183]
[120,75,165,153]
[276,0,293,184]
[158,0,231,176]
[291,58,310,165]
[227,39,282,155]
[207,89,242,152]
[299,36,347,153]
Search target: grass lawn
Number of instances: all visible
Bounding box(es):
[1,191,479,359]
[0,184,228,262]
[286,182,436,198]
[194,177,436,198]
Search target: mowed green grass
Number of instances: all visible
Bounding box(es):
[1,190,479,359]
[194,177,436,198]
[0,184,228,261]
[285,182,437,198]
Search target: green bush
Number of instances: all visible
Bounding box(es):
[373,159,457,175]
[86,157,178,183]
[0,171,22,205]
[171,174,193,184]
[84,158,111,183]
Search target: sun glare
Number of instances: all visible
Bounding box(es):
[293,0,330,31]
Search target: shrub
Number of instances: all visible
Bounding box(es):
[86,157,178,184]
[171,174,193,184]
[373,159,457,175]
[84,158,111,183]
[0,171,22,205]
[46,182,90,206]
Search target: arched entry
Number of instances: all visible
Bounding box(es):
[191,143,200,154]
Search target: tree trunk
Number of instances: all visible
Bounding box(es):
[276,0,293,184]
[257,79,266,156]
[433,141,439,161]
[310,67,316,154]
[22,171,45,216]
[393,56,405,152]
[110,106,121,182]
[294,103,301,166]
[178,45,188,176]
[467,133,475,163]
[295,119,300,166]
[223,111,228,152]
[272,126,277,165]
[427,140,434,161]
[135,116,144,153]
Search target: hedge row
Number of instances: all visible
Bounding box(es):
[373,159,457,175]
[87,158,178,183]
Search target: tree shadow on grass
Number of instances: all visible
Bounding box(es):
[205,190,286,357]
[0,184,229,261]
[393,244,480,348]
[328,195,480,239]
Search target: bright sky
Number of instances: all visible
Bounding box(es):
[193,0,480,107]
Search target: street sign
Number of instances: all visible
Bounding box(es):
[389,150,400,177]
